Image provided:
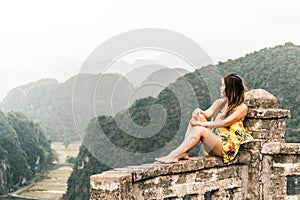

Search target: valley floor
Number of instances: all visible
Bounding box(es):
[7,141,81,200]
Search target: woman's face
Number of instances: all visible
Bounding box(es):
[220,78,225,97]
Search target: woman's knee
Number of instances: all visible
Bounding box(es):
[192,109,207,122]
[195,126,209,137]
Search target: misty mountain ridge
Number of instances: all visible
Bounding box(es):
[132,67,189,100]
[0,64,191,142]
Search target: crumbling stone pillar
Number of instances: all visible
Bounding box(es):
[244,89,291,199]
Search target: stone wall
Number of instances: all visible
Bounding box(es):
[90,89,300,200]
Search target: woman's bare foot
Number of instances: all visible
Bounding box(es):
[155,155,178,163]
[179,152,189,160]
[155,152,189,163]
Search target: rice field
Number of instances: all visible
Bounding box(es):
[11,141,81,200]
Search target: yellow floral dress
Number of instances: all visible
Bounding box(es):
[213,111,254,163]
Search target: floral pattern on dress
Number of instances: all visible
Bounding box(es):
[216,118,254,163]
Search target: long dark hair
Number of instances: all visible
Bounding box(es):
[223,73,247,117]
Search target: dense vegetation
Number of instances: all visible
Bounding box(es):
[63,42,300,199]
[0,110,54,195]
[216,42,300,142]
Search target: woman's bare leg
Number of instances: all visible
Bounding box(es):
[155,125,222,163]
[185,112,207,138]
[182,114,208,159]
[184,123,194,139]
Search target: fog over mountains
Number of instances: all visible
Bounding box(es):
[0,63,190,142]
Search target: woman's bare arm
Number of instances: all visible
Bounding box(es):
[200,99,223,119]
[197,103,248,128]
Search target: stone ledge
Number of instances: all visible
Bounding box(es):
[90,171,132,191]
[247,108,290,119]
[245,118,287,131]
[90,151,251,189]
[246,130,285,141]
[104,151,251,183]
[262,143,300,154]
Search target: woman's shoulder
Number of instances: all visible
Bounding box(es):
[232,103,248,115]
[238,103,248,111]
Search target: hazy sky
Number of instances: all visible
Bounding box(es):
[0,0,299,100]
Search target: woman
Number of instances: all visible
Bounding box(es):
[155,73,254,164]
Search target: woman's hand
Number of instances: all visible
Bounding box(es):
[189,118,199,126]
[192,108,203,119]
[190,120,210,128]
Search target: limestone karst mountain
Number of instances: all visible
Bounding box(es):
[0,73,134,142]
[1,65,191,142]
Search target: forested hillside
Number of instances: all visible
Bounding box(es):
[0,110,54,195]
